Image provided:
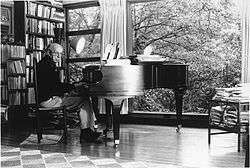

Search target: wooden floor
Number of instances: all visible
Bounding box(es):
[1,124,247,168]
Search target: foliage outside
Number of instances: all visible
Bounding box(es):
[69,0,241,113]
[68,7,101,83]
[131,0,241,113]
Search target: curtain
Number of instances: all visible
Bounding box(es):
[99,0,132,58]
[240,0,250,83]
[98,0,133,114]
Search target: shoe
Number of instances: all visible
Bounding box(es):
[80,128,102,143]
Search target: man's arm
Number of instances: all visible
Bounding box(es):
[61,82,75,93]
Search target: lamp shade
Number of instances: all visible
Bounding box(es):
[70,36,86,54]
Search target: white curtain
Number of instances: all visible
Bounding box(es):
[99,0,133,57]
[98,0,133,114]
[240,0,250,83]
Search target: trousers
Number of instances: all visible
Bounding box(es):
[40,96,96,129]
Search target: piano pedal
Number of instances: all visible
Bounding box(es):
[115,148,120,157]
[113,140,120,148]
[176,125,182,133]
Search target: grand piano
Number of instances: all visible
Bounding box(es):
[83,61,188,146]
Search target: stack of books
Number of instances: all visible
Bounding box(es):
[211,83,250,127]
[213,83,250,102]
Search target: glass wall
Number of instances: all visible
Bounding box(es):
[69,34,101,59]
[66,0,241,114]
[130,0,241,113]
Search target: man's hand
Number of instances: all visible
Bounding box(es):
[74,82,89,90]
[72,81,90,95]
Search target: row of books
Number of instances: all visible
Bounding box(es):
[1,44,25,63]
[27,3,51,18]
[8,76,26,89]
[9,92,26,105]
[1,85,7,102]
[211,105,249,127]
[213,84,250,102]
[51,11,65,22]
[8,61,25,74]
[26,36,53,50]
[26,52,42,67]
[27,2,65,22]
[27,18,56,36]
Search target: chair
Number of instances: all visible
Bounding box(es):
[33,57,67,144]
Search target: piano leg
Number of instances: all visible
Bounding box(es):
[106,98,125,148]
[113,104,121,148]
[174,88,185,132]
[104,100,112,137]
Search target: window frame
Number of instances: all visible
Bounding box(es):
[1,1,14,37]
[64,1,101,83]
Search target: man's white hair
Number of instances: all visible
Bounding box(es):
[45,43,63,55]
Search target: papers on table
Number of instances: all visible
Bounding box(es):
[136,55,169,63]
[213,83,250,102]
[105,59,131,66]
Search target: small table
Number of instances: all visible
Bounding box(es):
[208,97,249,152]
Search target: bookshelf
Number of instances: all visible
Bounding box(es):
[0,44,26,106]
[1,44,8,106]
[14,1,66,105]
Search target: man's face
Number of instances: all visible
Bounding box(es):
[51,51,62,63]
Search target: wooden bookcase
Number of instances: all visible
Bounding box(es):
[6,45,26,106]
[14,1,66,106]
[0,43,27,124]
[0,44,8,106]
[1,44,26,106]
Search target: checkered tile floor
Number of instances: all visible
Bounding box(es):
[1,147,179,168]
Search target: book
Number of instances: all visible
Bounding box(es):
[26,68,29,83]
[37,4,43,17]
[28,88,35,104]
[0,44,9,62]
[27,2,37,16]
[16,61,24,74]
[8,62,16,74]
[9,92,20,105]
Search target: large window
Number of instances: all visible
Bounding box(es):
[65,0,241,114]
[65,1,101,83]
[130,0,241,113]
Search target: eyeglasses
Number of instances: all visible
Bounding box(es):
[51,52,62,58]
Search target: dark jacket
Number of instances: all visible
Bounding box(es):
[37,55,74,103]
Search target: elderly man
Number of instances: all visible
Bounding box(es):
[37,43,101,143]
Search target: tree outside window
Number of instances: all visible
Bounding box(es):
[68,0,241,113]
[130,0,241,113]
